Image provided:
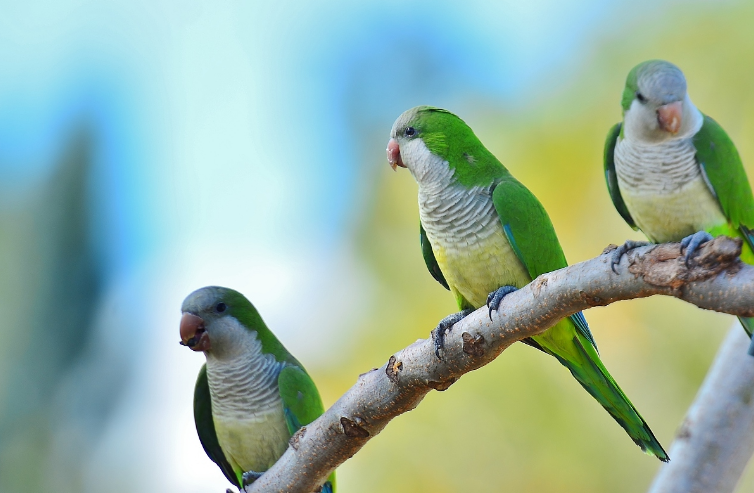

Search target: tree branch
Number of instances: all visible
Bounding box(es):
[647,324,754,493]
[246,236,754,493]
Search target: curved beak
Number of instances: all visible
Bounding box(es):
[657,101,683,134]
[179,313,211,352]
[387,138,405,171]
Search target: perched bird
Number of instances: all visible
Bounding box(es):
[604,60,754,351]
[387,106,667,461]
[180,286,335,492]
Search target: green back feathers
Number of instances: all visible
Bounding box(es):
[490,178,597,349]
[222,289,300,366]
[694,115,754,232]
[410,106,508,188]
[279,366,326,434]
[491,177,568,279]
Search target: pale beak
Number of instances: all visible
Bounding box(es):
[387,138,405,171]
[180,312,211,352]
[657,101,683,134]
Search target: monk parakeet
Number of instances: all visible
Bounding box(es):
[180,286,335,492]
[387,106,668,461]
[604,60,754,352]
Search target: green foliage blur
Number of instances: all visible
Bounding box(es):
[311,3,754,492]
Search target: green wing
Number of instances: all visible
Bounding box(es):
[603,122,637,230]
[193,364,238,488]
[694,115,754,252]
[420,222,449,290]
[278,365,325,434]
[278,365,336,492]
[491,178,669,459]
[491,177,597,349]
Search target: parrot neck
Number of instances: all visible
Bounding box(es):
[404,137,499,248]
[615,132,701,195]
[205,318,285,420]
[402,137,455,186]
[416,163,500,249]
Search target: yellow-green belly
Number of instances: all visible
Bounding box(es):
[619,172,754,264]
[214,410,290,475]
[433,226,530,309]
[622,175,726,243]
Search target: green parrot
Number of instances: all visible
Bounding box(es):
[180,286,335,492]
[387,106,668,461]
[604,60,754,352]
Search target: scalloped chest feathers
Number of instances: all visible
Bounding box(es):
[614,137,726,242]
[205,318,290,473]
[415,153,529,308]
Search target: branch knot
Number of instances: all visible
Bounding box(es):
[340,417,370,438]
[462,332,486,357]
[628,236,742,289]
[385,355,403,383]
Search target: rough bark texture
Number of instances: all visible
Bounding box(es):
[647,325,754,493]
[244,237,754,493]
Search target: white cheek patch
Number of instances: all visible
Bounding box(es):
[402,138,454,186]
[623,94,703,143]
[623,100,660,141]
[401,138,432,179]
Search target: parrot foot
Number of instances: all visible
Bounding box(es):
[431,309,474,359]
[680,231,714,267]
[241,470,264,488]
[610,239,652,273]
[486,285,518,320]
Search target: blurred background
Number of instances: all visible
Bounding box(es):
[1,0,753,492]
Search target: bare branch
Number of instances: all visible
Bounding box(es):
[246,237,754,493]
[647,324,754,493]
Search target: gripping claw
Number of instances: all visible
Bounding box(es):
[610,239,651,273]
[431,309,474,359]
[486,285,518,320]
[680,231,714,267]
[242,470,264,488]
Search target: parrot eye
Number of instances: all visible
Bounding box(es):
[636,92,648,104]
[215,302,227,313]
[404,126,416,137]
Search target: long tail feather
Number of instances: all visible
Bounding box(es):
[533,320,668,461]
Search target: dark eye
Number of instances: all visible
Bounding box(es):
[404,126,416,137]
[636,92,647,103]
[215,302,227,313]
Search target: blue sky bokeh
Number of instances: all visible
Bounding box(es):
[2,1,753,492]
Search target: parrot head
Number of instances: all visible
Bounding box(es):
[387,105,448,174]
[180,286,265,358]
[387,106,503,188]
[620,60,694,142]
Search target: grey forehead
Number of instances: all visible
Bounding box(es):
[181,286,225,313]
[390,107,420,138]
[638,61,687,103]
